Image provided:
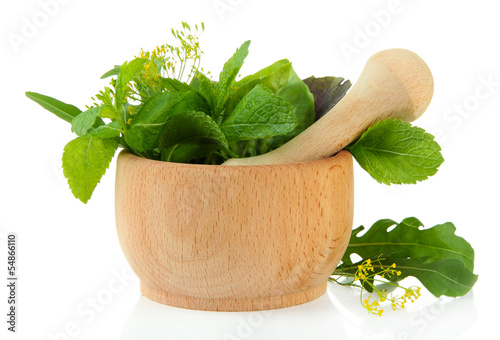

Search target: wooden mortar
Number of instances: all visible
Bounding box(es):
[115,150,353,311]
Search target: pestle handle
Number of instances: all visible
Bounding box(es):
[223,49,434,166]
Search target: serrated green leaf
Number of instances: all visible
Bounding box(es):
[159,110,228,162]
[215,40,251,117]
[62,123,121,203]
[302,75,351,120]
[337,217,478,298]
[345,119,444,185]
[124,91,210,154]
[87,120,122,138]
[224,60,292,118]
[221,85,297,142]
[26,92,105,130]
[71,106,102,136]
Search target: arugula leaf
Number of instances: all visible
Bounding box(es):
[159,110,228,163]
[346,119,444,184]
[62,122,122,203]
[71,106,103,136]
[124,91,210,155]
[221,85,297,142]
[26,92,105,129]
[215,40,251,118]
[302,76,351,120]
[337,218,478,297]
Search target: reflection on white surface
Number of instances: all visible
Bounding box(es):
[120,282,476,340]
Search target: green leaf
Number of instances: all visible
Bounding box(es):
[215,40,251,117]
[87,120,122,138]
[62,122,121,203]
[159,110,229,163]
[224,60,315,156]
[100,65,121,79]
[115,58,147,109]
[99,104,121,120]
[384,257,478,298]
[275,67,315,136]
[71,106,102,136]
[124,91,210,154]
[345,119,444,184]
[26,92,104,129]
[221,85,297,142]
[302,76,351,120]
[224,59,292,118]
[338,218,478,298]
[160,77,196,92]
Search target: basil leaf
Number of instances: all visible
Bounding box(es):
[275,67,315,136]
[302,76,351,120]
[337,217,478,298]
[221,85,297,142]
[62,122,121,203]
[215,40,251,118]
[26,92,104,129]
[345,119,444,184]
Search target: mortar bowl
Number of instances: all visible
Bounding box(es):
[115,150,353,311]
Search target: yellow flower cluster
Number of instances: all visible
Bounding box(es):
[335,256,422,316]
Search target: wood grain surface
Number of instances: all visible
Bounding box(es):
[115,150,354,311]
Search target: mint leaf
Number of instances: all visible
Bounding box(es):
[62,123,121,203]
[124,91,210,154]
[224,59,315,156]
[26,92,105,129]
[337,218,478,298]
[215,40,251,118]
[71,106,102,136]
[345,119,444,184]
[159,111,228,162]
[302,76,351,120]
[221,85,297,142]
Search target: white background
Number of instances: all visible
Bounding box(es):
[1,0,499,339]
